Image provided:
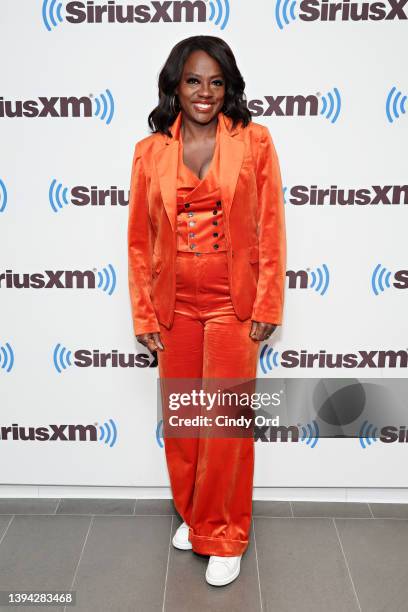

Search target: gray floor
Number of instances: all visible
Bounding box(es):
[0,499,407,611]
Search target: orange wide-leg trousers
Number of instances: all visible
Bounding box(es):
[157,251,259,556]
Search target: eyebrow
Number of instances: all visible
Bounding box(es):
[184,72,224,78]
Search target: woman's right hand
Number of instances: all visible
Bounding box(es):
[136,332,164,354]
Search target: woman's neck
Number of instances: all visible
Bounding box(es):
[180,112,219,143]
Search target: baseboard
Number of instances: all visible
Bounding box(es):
[0,485,407,504]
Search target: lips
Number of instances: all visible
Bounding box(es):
[192,102,214,112]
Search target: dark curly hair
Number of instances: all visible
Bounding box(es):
[148,35,252,137]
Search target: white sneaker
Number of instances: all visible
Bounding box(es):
[172,521,192,550]
[205,554,242,586]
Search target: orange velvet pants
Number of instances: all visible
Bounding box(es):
[157,251,259,556]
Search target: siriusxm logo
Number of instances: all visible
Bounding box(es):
[49,180,129,212]
[371,265,408,295]
[0,179,7,213]
[0,265,117,294]
[42,0,230,30]
[0,420,118,447]
[274,0,407,29]
[386,86,407,123]
[287,265,329,294]
[286,263,408,295]
[155,419,320,446]
[254,421,319,445]
[359,421,408,448]
[157,417,408,449]
[53,344,156,372]
[249,88,341,122]
[259,346,408,373]
[0,90,114,124]
[0,342,14,373]
[284,184,408,206]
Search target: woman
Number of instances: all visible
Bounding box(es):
[127,35,286,586]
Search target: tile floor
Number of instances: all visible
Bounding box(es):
[0,498,407,611]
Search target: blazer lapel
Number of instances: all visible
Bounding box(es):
[153,110,245,232]
[218,116,245,222]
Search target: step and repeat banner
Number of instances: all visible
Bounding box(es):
[0,1,407,488]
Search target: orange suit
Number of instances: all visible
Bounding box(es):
[128,110,286,336]
[128,110,286,556]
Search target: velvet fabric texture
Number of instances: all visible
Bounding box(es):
[158,250,259,556]
[127,109,286,555]
[127,110,286,336]
[160,128,259,556]
[176,116,227,253]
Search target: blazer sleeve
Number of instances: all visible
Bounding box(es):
[251,126,287,325]
[127,141,160,336]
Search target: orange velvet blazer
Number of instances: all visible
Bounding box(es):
[127,110,286,336]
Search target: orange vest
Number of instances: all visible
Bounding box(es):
[176,123,227,254]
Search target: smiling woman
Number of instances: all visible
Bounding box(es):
[127,34,286,588]
[175,51,225,180]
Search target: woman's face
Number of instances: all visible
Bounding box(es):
[175,49,225,124]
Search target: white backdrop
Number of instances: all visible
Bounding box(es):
[1,1,407,488]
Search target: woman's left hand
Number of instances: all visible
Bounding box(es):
[249,321,277,341]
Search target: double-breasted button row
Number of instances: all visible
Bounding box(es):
[177,200,224,252]
[212,202,220,247]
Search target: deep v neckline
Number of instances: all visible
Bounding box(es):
[180,122,219,183]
